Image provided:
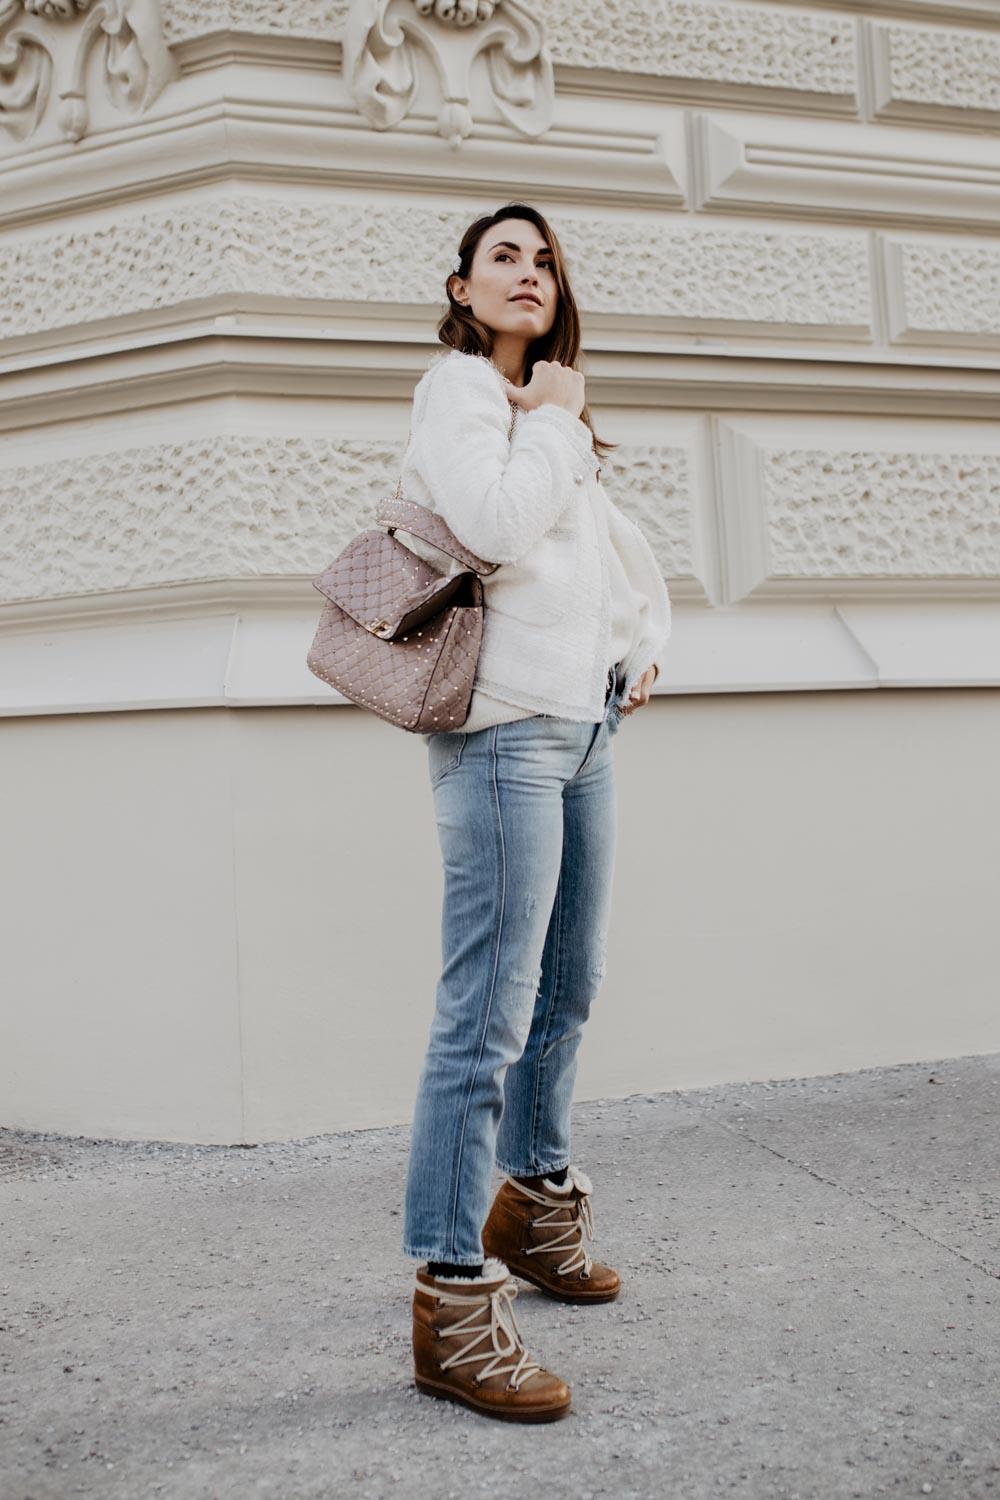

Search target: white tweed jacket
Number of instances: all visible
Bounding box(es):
[396,348,671,724]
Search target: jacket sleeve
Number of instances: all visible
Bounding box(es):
[411,354,597,566]
[610,499,672,681]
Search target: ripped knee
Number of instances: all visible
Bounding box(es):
[509,963,543,994]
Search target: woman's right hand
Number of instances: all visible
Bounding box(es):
[502,359,585,420]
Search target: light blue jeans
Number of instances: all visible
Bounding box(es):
[402,681,625,1264]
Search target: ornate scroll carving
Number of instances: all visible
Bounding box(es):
[0,0,177,144]
[343,0,552,148]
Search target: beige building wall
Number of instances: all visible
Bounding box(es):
[2,689,998,1145]
[1,0,997,1142]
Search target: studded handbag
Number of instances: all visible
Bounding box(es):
[305,399,517,734]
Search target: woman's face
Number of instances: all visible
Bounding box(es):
[450,219,558,341]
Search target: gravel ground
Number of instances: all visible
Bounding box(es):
[2,1053,999,1500]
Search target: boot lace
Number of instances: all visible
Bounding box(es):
[514,1180,595,1277]
[433,1278,543,1391]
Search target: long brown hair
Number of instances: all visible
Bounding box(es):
[437,202,615,464]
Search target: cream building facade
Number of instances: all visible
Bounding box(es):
[1,0,997,1144]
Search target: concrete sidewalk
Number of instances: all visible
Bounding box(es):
[2,1054,998,1500]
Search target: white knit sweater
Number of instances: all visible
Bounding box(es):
[460,535,652,732]
[394,349,671,734]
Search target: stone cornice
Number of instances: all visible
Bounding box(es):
[0,90,686,229]
[3,0,998,197]
[3,331,1000,433]
[789,0,1000,22]
[173,30,343,74]
[3,575,996,639]
[697,113,1000,232]
[1,593,998,719]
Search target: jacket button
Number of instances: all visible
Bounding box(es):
[573,471,584,484]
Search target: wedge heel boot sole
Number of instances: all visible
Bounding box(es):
[414,1372,572,1422]
[495,1255,621,1304]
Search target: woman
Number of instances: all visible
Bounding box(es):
[399,202,671,1423]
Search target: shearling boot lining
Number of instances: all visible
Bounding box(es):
[417,1255,510,1286]
[532,1163,593,1197]
[501,1163,597,1279]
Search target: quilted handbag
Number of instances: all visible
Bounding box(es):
[305,400,516,733]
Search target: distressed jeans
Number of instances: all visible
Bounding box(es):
[402,676,625,1264]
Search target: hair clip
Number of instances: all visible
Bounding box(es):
[451,254,462,274]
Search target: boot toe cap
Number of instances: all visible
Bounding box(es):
[501,1371,572,1418]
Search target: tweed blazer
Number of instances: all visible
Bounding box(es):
[395,348,671,724]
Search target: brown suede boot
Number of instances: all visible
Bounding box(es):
[412,1257,572,1422]
[481,1163,621,1304]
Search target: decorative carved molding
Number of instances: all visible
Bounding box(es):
[342,0,551,147]
[0,0,177,144]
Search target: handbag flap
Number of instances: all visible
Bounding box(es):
[312,529,466,639]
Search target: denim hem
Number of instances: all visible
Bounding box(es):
[494,1160,570,1178]
[402,1246,485,1264]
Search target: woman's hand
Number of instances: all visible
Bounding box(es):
[503,359,585,419]
[620,664,658,716]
